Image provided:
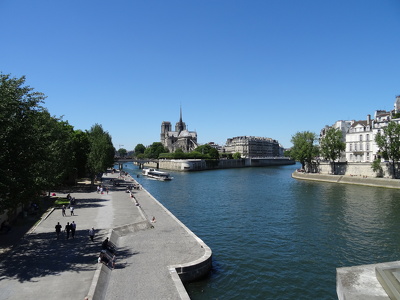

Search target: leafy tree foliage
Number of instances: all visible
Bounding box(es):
[134,144,146,157]
[194,144,220,159]
[117,148,127,157]
[87,124,115,184]
[0,73,117,215]
[319,127,345,174]
[144,142,169,159]
[33,111,76,190]
[375,121,400,178]
[71,130,90,178]
[371,159,383,177]
[0,74,46,214]
[232,152,241,159]
[290,131,319,172]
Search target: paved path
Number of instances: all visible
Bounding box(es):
[0,171,207,300]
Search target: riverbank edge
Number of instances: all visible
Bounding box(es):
[87,174,212,300]
[292,172,400,189]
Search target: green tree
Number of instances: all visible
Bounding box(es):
[194,144,219,159]
[134,144,146,157]
[375,121,400,178]
[233,152,241,159]
[87,124,115,184]
[371,159,383,177]
[117,148,127,157]
[0,74,46,215]
[290,131,319,172]
[144,142,169,159]
[319,127,345,174]
[33,111,76,189]
[71,130,90,178]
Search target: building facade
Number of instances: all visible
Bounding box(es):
[321,96,400,163]
[224,136,283,158]
[160,109,198,153]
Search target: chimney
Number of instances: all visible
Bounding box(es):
[367,114,371,125]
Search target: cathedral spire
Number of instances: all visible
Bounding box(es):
[178,105,184,133]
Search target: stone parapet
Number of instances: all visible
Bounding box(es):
[292,172,400,189]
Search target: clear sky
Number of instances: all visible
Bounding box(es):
[1,0,399,150]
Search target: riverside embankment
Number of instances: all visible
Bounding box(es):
[292,171,400,189]
[0,171,211,300]
[139,157,295,171]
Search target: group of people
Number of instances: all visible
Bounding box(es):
[61,205,74,216]
[55,221,77,239]
[96,185,109,194]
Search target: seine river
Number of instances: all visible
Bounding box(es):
[123,162,400,300]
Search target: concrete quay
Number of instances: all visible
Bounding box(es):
[0,171,212,300]
[292,171,400,189]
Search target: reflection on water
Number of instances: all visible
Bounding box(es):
[123,163,400,299]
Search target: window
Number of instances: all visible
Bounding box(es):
[366,143,370,151]
[360,143,363,151]
[355,143,357,151]
[359,135,363,141]
[366,134,370,141]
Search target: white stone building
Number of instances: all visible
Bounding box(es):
[322,96,400,163]
[224,136,283,158]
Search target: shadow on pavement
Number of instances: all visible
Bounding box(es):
[0,230,135,283]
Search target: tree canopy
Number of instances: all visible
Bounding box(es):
[290,131,319,172]
[144,142,169,159]
[0,73,115,215]
[117,148,127,157]
[86,124,115,183]
[375,121,400,178]
[134,144,146,157]
[319,127,345,174]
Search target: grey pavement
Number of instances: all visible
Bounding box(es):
[0,171,207,300]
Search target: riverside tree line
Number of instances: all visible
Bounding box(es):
[287,125,400,178]
[0,74,115,216]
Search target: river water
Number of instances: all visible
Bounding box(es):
[122,162,400,300]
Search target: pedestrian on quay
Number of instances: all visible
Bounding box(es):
[102,237,109,250]
[70,206,74,216]
[89,227,95,241]
[62,205,66,217]
[71,221,76,238]
[55,222,62,239]
[65,222,71,239]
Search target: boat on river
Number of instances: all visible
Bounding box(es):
[142,168,173,181]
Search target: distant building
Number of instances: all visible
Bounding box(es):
[321,95,400,163]
[224,136,283,158]
[160,108,198,153]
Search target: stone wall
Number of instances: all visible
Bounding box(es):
[317,161,394,178]
[141,158,295,171]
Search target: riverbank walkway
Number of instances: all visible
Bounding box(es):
[0,171,210,300]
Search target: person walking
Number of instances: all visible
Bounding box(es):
[65,222,71,239]
[55,222,62,239]
[71,221,76,238]
[62,205,66,217]
[70,206,74,216]
[89,227,95,242]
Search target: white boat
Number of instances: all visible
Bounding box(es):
[142,168,173,181]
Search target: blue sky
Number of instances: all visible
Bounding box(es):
[1,1,399,150]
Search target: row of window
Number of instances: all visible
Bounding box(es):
[349,143,370,151]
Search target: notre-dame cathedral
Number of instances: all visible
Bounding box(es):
[160,108,198,153]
